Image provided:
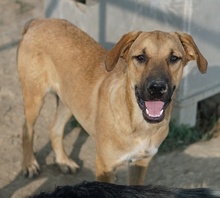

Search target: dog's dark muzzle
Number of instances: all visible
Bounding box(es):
[135,79,175,123]
[147,80,168,99]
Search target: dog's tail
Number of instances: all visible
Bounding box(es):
[22,18,36,35]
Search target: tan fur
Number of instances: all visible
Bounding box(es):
[17,18,207,183]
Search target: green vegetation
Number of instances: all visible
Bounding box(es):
[159,120,211,153]
[70,116,81,128]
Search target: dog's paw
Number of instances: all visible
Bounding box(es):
[57,158,80,174]
[22,160,40,178]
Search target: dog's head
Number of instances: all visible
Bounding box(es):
[105,31,207,123]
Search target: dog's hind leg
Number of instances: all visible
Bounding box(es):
[22,85,46,178]
[50,99,79,173]
[128,157,152,185]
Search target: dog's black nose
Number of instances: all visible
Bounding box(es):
[147,80,167,98]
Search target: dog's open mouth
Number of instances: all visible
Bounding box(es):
[135,88,170,123]
[141,99,169,122]
[145,101,165,118]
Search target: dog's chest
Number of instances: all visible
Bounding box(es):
[119,139,158,163]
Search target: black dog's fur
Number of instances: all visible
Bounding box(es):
[29,181,219,198]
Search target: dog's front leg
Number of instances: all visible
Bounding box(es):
[96,153,115,183]
[128,157,153,185]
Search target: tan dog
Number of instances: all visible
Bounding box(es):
[17,18,207,184]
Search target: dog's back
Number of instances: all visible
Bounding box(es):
[29,181,220,198]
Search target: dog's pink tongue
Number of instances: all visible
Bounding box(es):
[145,101,164,117]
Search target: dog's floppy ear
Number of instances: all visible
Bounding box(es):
[105,31,142,72]
[175,32,208,74]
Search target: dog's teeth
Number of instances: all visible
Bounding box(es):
[146,109,164,117]
[146,109,149,115]
[150,114,159,117]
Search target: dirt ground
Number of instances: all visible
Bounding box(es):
[0,1,220,197]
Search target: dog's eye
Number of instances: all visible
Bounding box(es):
[170,55,181,64]
[134,54,147,63]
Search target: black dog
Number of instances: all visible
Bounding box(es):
[29,181,219,198]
